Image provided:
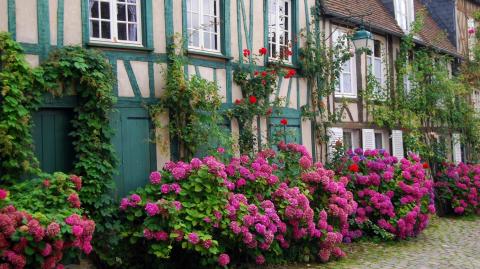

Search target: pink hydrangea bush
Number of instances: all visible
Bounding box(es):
[2,173,95,268]
[435,163,480,215]
[335,149,435,240]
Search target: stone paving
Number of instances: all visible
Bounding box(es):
[278,216,480,269]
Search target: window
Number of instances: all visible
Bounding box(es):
[375,132,383,150]
[473,90,480,112]
[333,29,357,97]
[187,0,221,52]
[268,0,292,61]
[343,131,353,150]
[89,0,142,45]
[367,40,385,96]
[468,18,476,60]
[394,0,414,32]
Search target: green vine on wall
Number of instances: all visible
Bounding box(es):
[151,36,230,161]
[0,32,43,182]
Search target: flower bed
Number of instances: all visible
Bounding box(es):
[435,163,480,215]
[0,173,95,268]
[117,143,357,268]
[333,149,436,240]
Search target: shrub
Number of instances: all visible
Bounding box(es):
[0,173,95,268]
[117,143,358,268]
[435,163,480,215]
[333,149,435,240]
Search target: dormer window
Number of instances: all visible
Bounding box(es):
[394,0,414,32]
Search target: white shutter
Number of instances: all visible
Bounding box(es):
[392,130,404,159]
[327,127,344,158]
[362,129,375,150]
[452,133,462,164]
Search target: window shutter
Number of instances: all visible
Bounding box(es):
[392,130,404,159]
[452,133,462,164]
[362,129,375,150]
[327,127,344,158]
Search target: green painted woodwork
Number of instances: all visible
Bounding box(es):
[148,61,155,98]
[57,0,64,47]
[123,60,142,99]
[285,76,294,107]
[236,0,244,63]
[269,108,302,144]
[7,0,16,39]
[111,107,156,199]
[32,108,75,174]
[194,65,201,76]
[37,0,51,61]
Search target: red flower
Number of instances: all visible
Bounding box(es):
[280,118,288,125]
[286,49,293,56]
[348,163,359,173]
[266,107,273,116]
[249,96,257,104]
[43,179,50,188]
[243,49,251,57]
[261,71,268,77]
[261,80,266,85]
[423,162,430,169]
[259,47,267,55]
[234,99,243,105]
[254,71,259,76]
[284,69,296,79]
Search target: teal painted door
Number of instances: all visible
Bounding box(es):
[32,109,75,174]
[269,109,302,145]
[111,107,155,198]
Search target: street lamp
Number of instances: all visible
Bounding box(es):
[351,25,374,52]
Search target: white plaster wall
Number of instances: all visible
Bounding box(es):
[49,0,57,45]
[230,0,240,60]
[0,0,8,32]
[25,54,40,67]
[63,0,82,45]
[251,1,264,53]
[154,63,167,97]
[16,0,38,43]
[216,68,227,102]
[117,60,135,97]
[152,0,166,53]
[131,61,150,98]
[172,0,183,34]
[301,119,313,156]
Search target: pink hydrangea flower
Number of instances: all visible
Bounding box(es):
[218,253,230,266]
[149,171,162,185]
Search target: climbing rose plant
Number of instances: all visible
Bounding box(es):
[435,163,480,215]
[333,149,436,240]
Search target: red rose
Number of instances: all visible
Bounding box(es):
[254,71,259,76]
[348,163,359,173]
[243,49,251,57]
[259,47,267,55]
[423,162,429,169]
[266,107,273,115]
[286,49,293,56]
[234,99,242,105]
[280,118,288,125]
[249,96,257,104]
[284,69,296,79]
[261,71,268,77]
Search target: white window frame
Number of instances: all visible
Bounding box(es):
[367,39,386,97]
[187,0,222,52]
[268,0,292,62]
[333,28,357,98]
[89,0,143,46]
[374,131,384,150]
[394,0,414,33]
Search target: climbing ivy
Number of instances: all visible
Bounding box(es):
[0,32,43,182]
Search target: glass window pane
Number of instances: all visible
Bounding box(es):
[117,4,126,21]
[203,32,211,49]
[343,60,351,72]
[374,40,381,57]
[203,0,211,15]
[101,21,111,39]
[284,1,289,16]
[90,1,99,18]
[127,6,137,22]
[91,20,99,37]
[128,24,137,41]
[191,30,200,47]
[343,74,352,93]
[375,133,383,149]
[191,0,199,11]
[192,13,200,28]
[100,1,110,19]
[375,59,382,80]
[343,132,353,150]
[127,0,136,3]
[118,23,127,40]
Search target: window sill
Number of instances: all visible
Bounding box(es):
[86,42,154,52]
[334,95,358,101]
[267,60,297,69]
[187,50,233,60]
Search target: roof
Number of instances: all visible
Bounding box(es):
[321,0,459,56]
[414,0,458,55]
[321,0,405,36]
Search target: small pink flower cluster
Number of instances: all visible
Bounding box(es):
[119,194,142,210]
[435,163,480,215]
[65,214,95,254]
[69,175,82,191]
[67,193,81,208]
[339,149,435,240]
[143,229,169,241]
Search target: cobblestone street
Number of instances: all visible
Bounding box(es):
[280,216,480,269]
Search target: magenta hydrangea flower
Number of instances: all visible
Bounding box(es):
[218,253,230,266]
[145,202,160,217]
[149,171,162,185]
[255,254,266,265]
[188,232,200,244]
